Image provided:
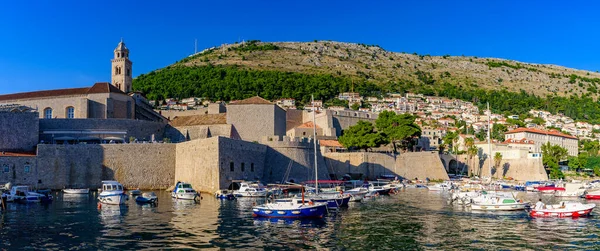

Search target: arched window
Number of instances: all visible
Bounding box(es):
[117,53,120,58]
[66,106,75,118]
[44,108,52,119]
[115,66,119,75]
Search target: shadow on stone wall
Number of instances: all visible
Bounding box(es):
[262,147,329,184]
[325,157,395,180]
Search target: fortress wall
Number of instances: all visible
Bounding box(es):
[217,137,268,189]
[324,152,397,180]
[396,152,449,181]
[36,144,104,189]
[165,124,233,143]
[101,144,176,189]
[158,108,209,120]
[175,137,221,193]
[261,137,328,184]
[0,112,39,152]
[39,118,167,142]
[0,155,38,187]
[469,157,548,181]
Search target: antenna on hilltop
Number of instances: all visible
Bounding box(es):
[194,39,197,54]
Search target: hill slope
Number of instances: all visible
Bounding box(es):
[133,40,600,122]
[175,40,600,98]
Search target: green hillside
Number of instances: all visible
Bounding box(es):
[133,40,600,122]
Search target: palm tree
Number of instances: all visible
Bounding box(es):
[494,152,503,179]
[467,145,478,176]
[463,137,475,175]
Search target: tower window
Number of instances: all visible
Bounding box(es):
[230,162,234,172]
[127,68,131,76]
[251,163,254,172]
[117,53,120,58]
[241,163,245,172]
[66,106,74,119]
[44,108,52,119]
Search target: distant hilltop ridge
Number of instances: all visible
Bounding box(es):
[169,40,600,98]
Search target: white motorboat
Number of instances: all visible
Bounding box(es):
[98,181,129,205]
[345,187,368,202]
[530,201,595,217]
[232,182,267,197]
[172,181,200,200]
[426,182,453,191]
[63,188,90,194]
[470,194,528,211]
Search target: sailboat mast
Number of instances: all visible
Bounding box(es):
[487,102,492,179]
[312,95,318,195]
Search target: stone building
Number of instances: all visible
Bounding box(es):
[226,96,286,142]
[504,128,578,156]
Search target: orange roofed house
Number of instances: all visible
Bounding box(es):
[504,128,578,156]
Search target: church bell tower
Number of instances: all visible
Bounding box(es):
[111,39,133,93]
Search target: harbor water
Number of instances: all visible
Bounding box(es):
[1,188,600,250]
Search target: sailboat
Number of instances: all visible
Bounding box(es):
[252,95,328,218]
[301,95,351,209]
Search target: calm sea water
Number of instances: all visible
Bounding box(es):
[1,189,599,250]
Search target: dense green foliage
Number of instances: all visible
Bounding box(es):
[228,40,279,52]
[375,111,421,152]
[338,121,388,150]
[542,142,568,179]
[133,65,379,105]
[339,112,421,151]
[134,64,600,123]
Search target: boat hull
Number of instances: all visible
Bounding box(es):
[253,204,327,218]
[308,195,351,209]
[135,197,158,204]
[172,192,199,200]
[586,194,600,200]
[99,194,129,205]
[471,203,528,211]
[64,189,90,194]
[530,206,595,217]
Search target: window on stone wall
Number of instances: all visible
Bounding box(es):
[241,163,245,172]
[66,106,75,119]
[44,108,52,119]
[24,165,30,173]
[251,163,254,172]
[2,165,8,173]
[230,162,234,172]
[303,132,306,136]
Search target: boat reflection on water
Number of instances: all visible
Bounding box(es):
[169,197,220,249]
[253,216,326,227]
[99,204,128,226]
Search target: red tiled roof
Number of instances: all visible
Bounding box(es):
[319,140,343,147]
[228,96,272,105]
[0,82,124,102]
[297,121,321,129]
[503,138,535,145]
[505,127,577,139]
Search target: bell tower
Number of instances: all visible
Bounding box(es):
[111,39,133,93]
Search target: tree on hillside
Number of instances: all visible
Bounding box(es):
[374,111,421,153]
[338,121,388,151]
[350,103,360,111]
[494,152,503,178]
[442,131,459,154]
[541,142,568,179]
[492,124,508,142]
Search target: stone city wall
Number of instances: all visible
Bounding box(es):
[0,112,39,152]
[175,137,221,193]
[261,136,329,184]
[226,104,286,142]
[0,155,38,187]
[218,137,267,189]
[396,152,449,181]
[102,144,176,189]
[36,144,104,189]
[468,156,548,181]
[165,124,233,143]
[324,152,397,180]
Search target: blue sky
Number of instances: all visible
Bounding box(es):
[0,1,599,94]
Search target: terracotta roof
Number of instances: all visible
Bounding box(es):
[228,96,272,105]
[0,82,124,102]
[320,140,343,147]
[169,114,227,127]
[505,127,577,139]
[297,121,321,129]
[503,138,535,145]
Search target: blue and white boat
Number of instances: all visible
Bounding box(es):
[303,192,351,209]
[172,181,200,201]
[252,198,327,218]
[98,181,129,205]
